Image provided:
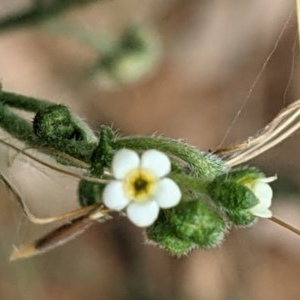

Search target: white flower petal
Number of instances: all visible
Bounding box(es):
[112,149,140,179]
[103,181,130,211]
[126,200,159,227]
[249,206,272,218]
[153,178,181,208]
[252,182,273,208]
[141,149,171,178]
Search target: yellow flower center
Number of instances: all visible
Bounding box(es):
[124,168,156,202]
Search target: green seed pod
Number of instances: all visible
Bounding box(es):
[33,104,77,143]
[207,167,266,226]
[146,213,195,256]
[165,200,227,247]
[146,199,227,256]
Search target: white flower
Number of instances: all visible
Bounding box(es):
[246,176,277,218]
[103,149,182,227]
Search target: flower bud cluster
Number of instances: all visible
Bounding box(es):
[32,106,276,256]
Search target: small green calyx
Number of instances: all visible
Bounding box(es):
[167,200,226,246]
[225,167,265,186]
[90,125,115,176]
[33,104,79,143]
[146,218,193,256]
[78,179,105,207]
[207,167,265,226]
[146,199,226,256]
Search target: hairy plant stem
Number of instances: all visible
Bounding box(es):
[113,137,228,180]
[0,0,101,32]
[0,91,51,111]
[0,90,97,163]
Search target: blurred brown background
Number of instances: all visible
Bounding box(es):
[1,0,300,299]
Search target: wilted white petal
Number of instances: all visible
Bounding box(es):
[141,149,171,177]
[153,177,181,208]
[126,200,159,227]
[249,206,272,218]
[112,149,140,179]
[252,182,273,208]
[258,176,277,183]
[103,181,130,211]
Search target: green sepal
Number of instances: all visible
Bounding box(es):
[90,125,115,176]
[146,199,226,256]
[207,167,265,226]
[146,212,195,256]
[223,167,265,185]
[165,200,226,247]
[78,179,105,207]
